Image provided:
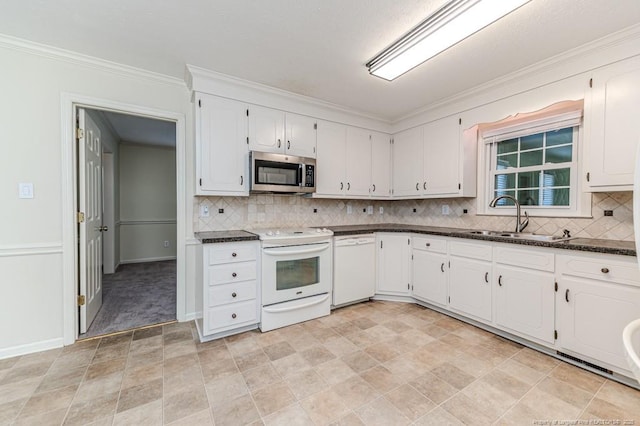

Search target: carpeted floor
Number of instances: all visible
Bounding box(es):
[80,260,176,338]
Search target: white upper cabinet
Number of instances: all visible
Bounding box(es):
[196,93,249,196]
[392,126,423,197]
[371,131,392,197]
[392,117,475,199]
[585,56,640,190]
[248,106,317,158]
[316,120,391,198]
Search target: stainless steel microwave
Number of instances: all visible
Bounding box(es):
[250,151,316,193]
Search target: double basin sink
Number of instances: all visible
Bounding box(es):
[465,230,571,242]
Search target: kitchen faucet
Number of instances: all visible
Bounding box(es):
[489,194,529,233]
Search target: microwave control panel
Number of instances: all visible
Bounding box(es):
[305,165,315,187]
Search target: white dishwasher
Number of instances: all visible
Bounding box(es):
[333,234,376,307]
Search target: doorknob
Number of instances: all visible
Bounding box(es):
[98,226,109,232]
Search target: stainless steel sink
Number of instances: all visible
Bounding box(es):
[465,230,570,242]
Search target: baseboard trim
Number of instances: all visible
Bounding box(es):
[183,312,198,322]
[119,256,177,264]
[0,338,64,360]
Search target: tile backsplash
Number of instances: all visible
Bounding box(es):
[194,192,634,241]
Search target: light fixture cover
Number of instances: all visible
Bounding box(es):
[367,0,530,81]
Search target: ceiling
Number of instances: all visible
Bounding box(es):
[2,1,640,122]
[98,110,176,148]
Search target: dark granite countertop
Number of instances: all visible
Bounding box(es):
[195,230,259,244]
[327,223,637,257]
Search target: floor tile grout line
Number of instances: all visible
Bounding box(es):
[576,377,608,421]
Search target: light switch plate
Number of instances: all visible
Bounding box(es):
[442,204,450,215]
[18,183,33,199]
[200,205,210,217]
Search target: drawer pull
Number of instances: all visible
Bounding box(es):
[498,275,503,286]
[426,243,431,247]
[440,262,445,273]
[232,252,237,257]
[232,272,237,278]
[231,313,237,319]
[232,292,237,298]
[484,272,489,283]
[601,267,610,274]
[565,289,570,303]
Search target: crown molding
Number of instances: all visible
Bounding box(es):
[394,23,640,126]
[0,33,186,87]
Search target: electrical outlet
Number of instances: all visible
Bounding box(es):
[367,205,373,215]
[442,204,450,215]
[379,206,384,215]
[18,183,34,199]
[200,205,209,217]
[346,204,353,215]
[163,241,170,248]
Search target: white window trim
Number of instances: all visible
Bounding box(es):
[476,100,592,218]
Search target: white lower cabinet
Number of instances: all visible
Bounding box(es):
[376,233,411,296]
[494,244,556,345]
[557,253,640,374]
[411,236,448,307]
[197,241,260,340]
[448,240,492,322]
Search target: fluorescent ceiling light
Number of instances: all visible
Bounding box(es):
[366,0,530,81]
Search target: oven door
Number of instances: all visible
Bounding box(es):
[261,241,332,306]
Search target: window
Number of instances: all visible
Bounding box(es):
[478,100,591,217]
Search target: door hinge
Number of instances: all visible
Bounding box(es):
[76,128,84,139]
[448,261,450,268]
[313,147,316,153]
[77,295,86,306]
[458,183,461,190]
[589,78,593,88]
[246,109,249,116]
[198,99,201,108]
[407,283,410,290]
[586,172,590,182]
[554,330,558,340]
[314,123,317,130]
[411,285,414,291]
[77,212,85,223]
[246,136,249,144]
[408,238,410,245]
[554,281,558,292]
[411,254,414,260]
[448,296,451,303]
[458,118,462,125]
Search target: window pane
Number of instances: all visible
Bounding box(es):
[518,189,539,206]
[493,190,515,206]
[498,139,518,154]
[497,153,517,169]
[495,173,515,190]
[521,133,543,150]
[541,188,570,206]
[542,168,570,187]
[520,150,543,167]
[546,127,573,146]
[546,145,572,163]
[517,171,539,189]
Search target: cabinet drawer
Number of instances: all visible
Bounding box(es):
[495,244,554,272]
[206,300,258,331]
[208,243,257,265]
[449,240,492,261]
[558,255,640,287]
[208,281,257,307]
[208,262,257,285]
[412,236,447,253]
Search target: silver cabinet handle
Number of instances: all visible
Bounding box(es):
[277,139,281,148]
[372,184,376,192]
[287,140,290,149]
[440,263,445,273]
[232,252,237,257]
[340,182,344,190]
[565,289,570,302]
[240,176,243,185]
[425,243,430,247]
[98,226,109,232]
[347,182,350,190]
[232,313,237,319]
[232,272,237,278]
[232,292,237,298]
[484,272,489,283]
[498,275,503,286]
[601,267,610,273]
[423,182,427,190]
[416,183,419,191]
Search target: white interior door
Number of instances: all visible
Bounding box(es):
[78,108,103,333]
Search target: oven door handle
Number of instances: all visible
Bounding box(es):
[263,243,329,256]
[262,293,329,313]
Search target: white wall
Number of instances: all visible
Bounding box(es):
[0,38,192,358]
[119,143,177,263]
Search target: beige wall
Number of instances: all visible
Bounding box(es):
[119,143,177,263]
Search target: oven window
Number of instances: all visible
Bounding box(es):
[256,161,299,186]
[276,257,319,290]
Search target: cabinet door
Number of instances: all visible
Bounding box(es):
[286,113,317,158]
[197,94,248,195]
[392,127,424,197]
[248,105,285,154]
[586,57,640,188]
[449,257,492,322]
[495,265,555,344]
[371,131,392,198]
[412,249,448,306]
[316,120,347,195]
[423,117,460,196]
[377,234,411,296]
[345,127,372,196]
[558,276,640,372]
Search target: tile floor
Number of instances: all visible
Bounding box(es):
[1,300,639,425]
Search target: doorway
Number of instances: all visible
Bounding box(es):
[63,95,186,344]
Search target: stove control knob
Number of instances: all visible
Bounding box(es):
[266,231,274,236]
[275,230,280,235]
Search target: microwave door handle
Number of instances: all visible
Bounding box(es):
[299,164,304,187]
